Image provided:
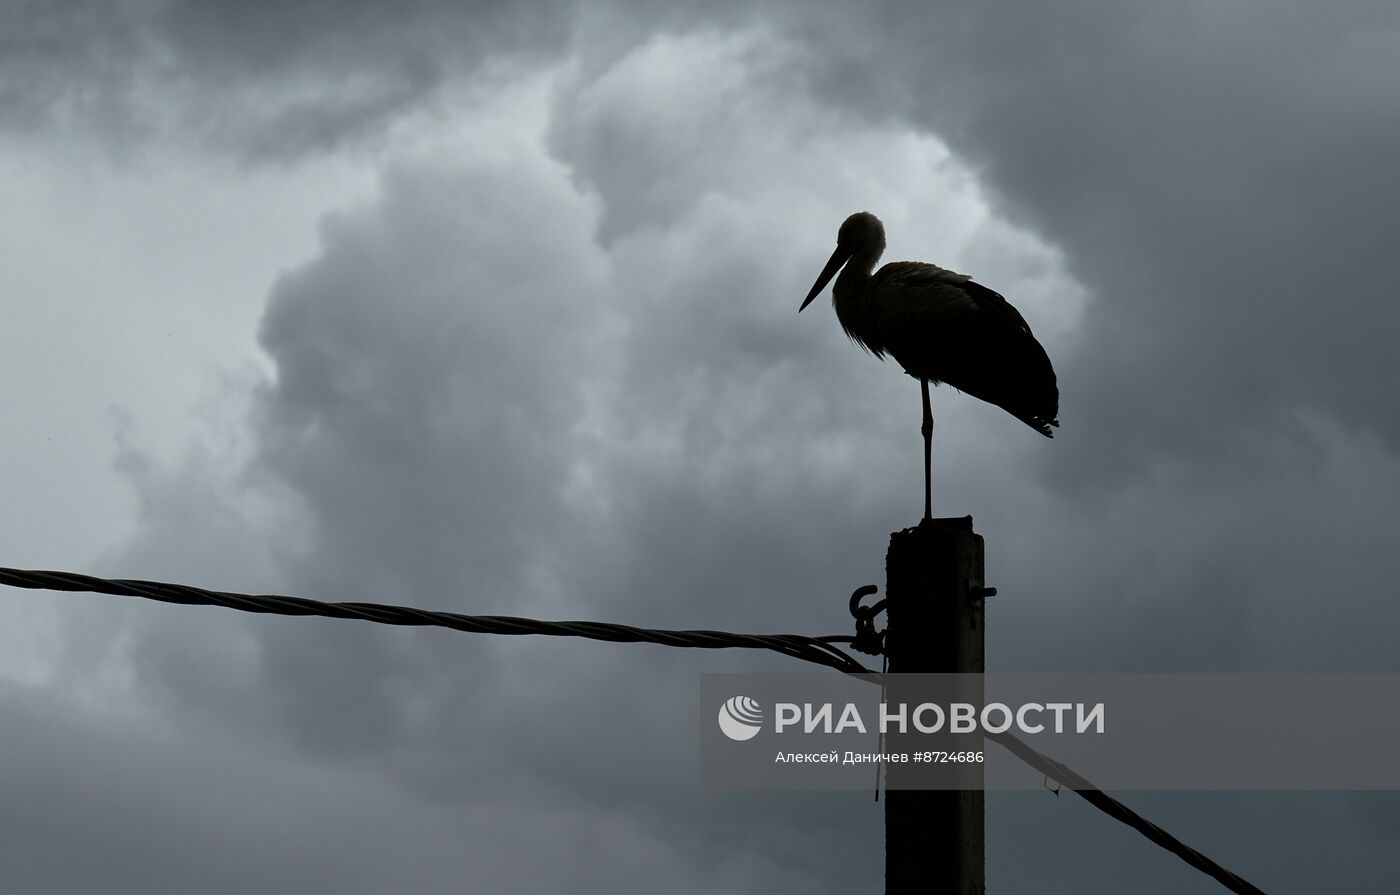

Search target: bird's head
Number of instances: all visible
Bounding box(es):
[799,211,885,312]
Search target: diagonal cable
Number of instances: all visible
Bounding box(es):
[985,731,1268,895]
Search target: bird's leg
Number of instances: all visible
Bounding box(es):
[921,378,932,523]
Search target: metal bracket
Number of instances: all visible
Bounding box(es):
[848,584,887,656]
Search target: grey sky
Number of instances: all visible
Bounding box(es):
[2,1,1398,891]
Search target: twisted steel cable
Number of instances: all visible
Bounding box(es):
[0,566,870,675]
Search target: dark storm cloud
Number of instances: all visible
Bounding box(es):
[1,0,778,160]
[15,1,1400,891]
[3,682,849,894]
[0,0,573,157]
[0,2,154,133]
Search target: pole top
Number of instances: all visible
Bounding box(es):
[909,515,974,535]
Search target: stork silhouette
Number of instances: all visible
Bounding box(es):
[800,212,1059,521]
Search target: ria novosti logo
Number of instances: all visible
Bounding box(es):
[717,696,764,741]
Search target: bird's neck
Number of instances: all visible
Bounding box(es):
[843,239,883,282]
[834,240,882,299]
[832,243,883,351]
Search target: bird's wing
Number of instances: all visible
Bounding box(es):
[868,262,980,324]
[870,261,1060,436]
[872,261,1035,336]
[871,261,962,289]
[958,278,1038,337]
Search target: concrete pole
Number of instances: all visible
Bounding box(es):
[884,516,987,894]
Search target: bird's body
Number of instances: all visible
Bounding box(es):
[800,212,1059,519]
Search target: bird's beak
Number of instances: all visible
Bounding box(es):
[799,246,852,312]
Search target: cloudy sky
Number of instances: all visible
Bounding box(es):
[3,1,1399,891]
